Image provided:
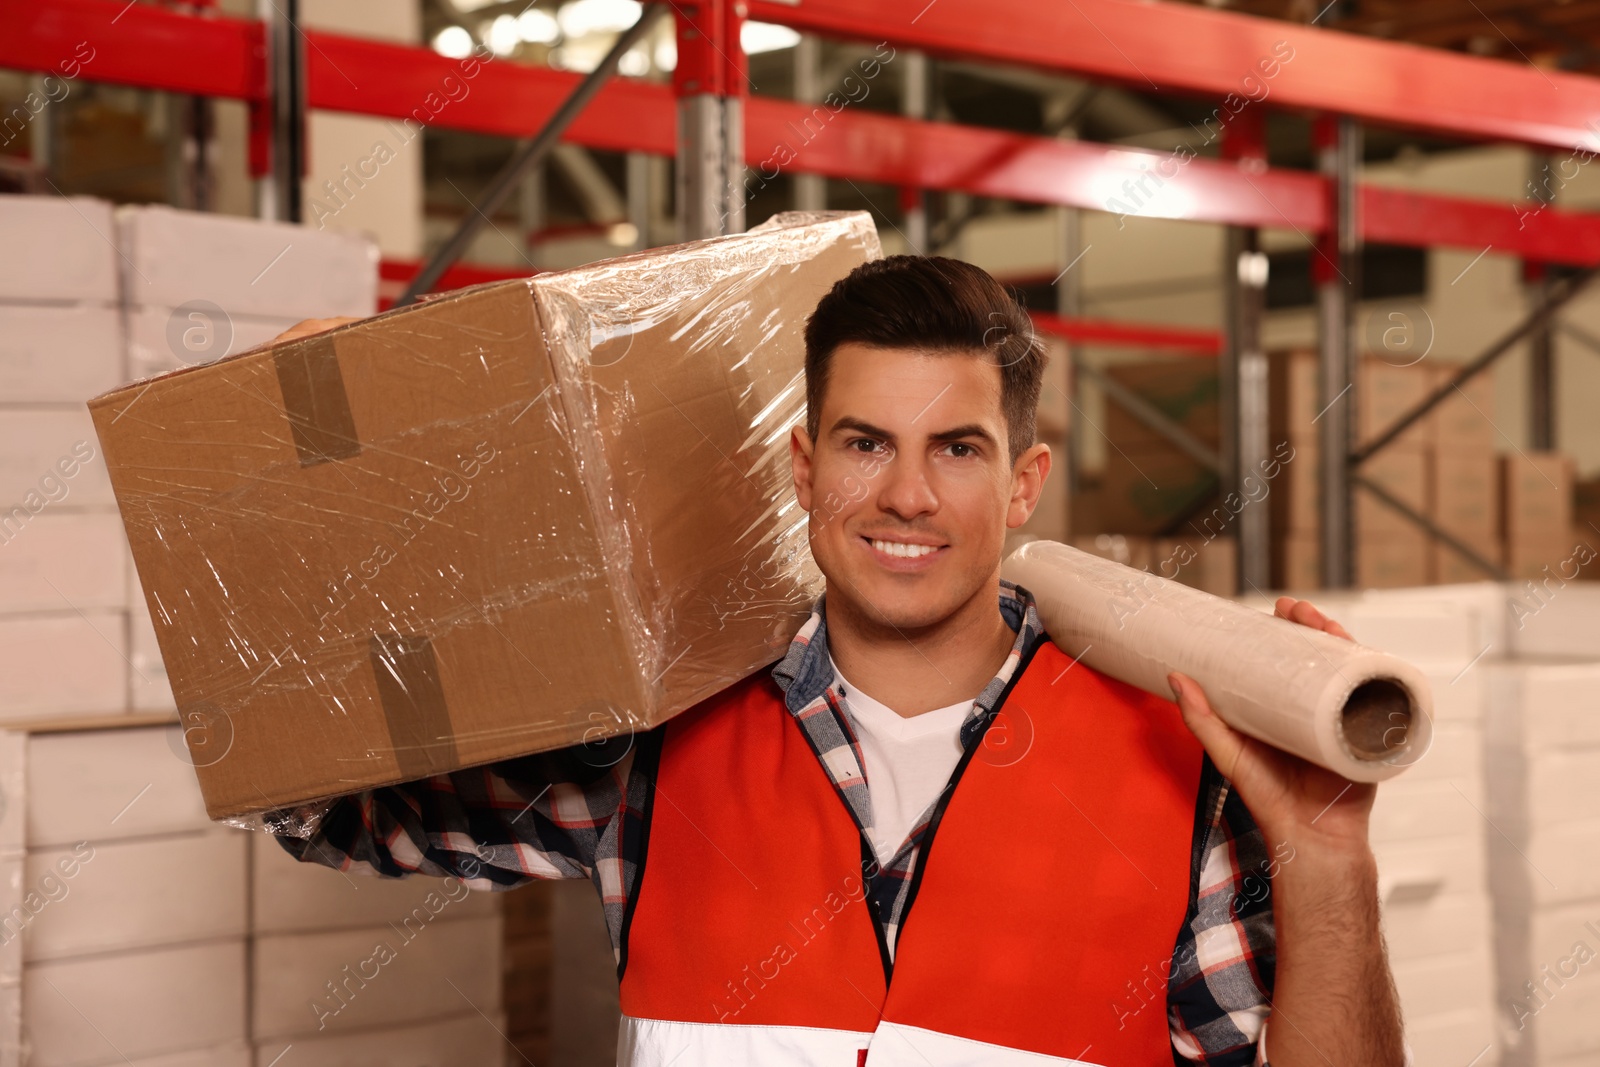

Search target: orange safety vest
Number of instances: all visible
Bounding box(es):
[618,636,1206,1066]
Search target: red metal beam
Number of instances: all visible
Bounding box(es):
[0,0,264,100]
[745,0,1600,154]
[1029,311,1222,354]
[746,97,1326,232]
[378,257,536,308]
[304,31,676,154]
[1360,184,1600,269]
[9,0,1600,267]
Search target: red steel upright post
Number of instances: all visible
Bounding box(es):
[674,0,747,237]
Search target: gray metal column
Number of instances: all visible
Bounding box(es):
[519,163,545,268]
[1529,152,1556,450]
[1224,228,1271,592]
[262,0,306,223]
[792,35,826,212]
[626,151,652,251]
[677,95,744,239]
[1057,205,1083,520]
[901,51,929,253]
[1318,117,1361,588]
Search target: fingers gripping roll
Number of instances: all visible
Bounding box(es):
[1001,540,1433,783]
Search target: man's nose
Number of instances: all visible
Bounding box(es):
[875,451,939,521]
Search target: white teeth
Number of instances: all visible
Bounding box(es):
[870,539,937,559]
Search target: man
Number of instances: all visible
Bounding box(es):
[277,255,1405,1065]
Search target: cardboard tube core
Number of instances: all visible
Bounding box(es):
[1340,678,1413,760]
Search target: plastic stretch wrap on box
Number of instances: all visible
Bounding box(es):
[88,212,882,826]
[1003,540,1435,783]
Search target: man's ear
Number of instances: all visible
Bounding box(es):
[790,426,816,513]
[1006,442,1052,530]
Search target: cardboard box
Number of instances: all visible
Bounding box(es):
[1432,540,1503,585]
[1267,435,1317,536]
[1501,451,1574,544]
[1099,446,1217,536]
[263,1014,505,1067]
[0,195,120,303]
[1103,357,1219,449]
[116,205,379,320]
[1267,348,1319,442]
[1354,447,1428,537]
[1431,452,1497,544]
[1276,531,1320,590]
[1359,357,1433,451]
[0,407,114,509]
[1505,531,1582,583]
[0,303,124,404]
[253,916,501,1040]
[1070,534,1154,572]
[0,612,129,720]
[24,830,248,961]
[1356,529,1428,589]
[126,304,305,381]
[249,831,494,935]
[0,512,128,613]
[1429,363,1495,452]
[24,940,247,1066]
[1153,535,1237,597]
[90,212,878,818]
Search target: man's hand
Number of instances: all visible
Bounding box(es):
[1167,596,1372,850]
[1169,596,1406,1067]
[269,317,364,346]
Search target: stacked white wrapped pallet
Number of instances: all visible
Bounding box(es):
[0,196,129,725]
[1486,628,1600,1064]
[115,205,379,381]
[1235,585,1505,1065]
[0,720,507,1067]
[112,206,379,712]
[0,720,251,1065]
[1335,592,1501,1067]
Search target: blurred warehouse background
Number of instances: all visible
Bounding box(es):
[3,0,1600,1064]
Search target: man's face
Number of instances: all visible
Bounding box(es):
[790,343,1051,633]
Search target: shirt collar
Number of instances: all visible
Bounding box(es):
[771,578,1043,722]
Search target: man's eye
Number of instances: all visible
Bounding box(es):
[850,439,883,453]
[946,442,976,458]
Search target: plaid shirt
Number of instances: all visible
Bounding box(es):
[278,580,1277,1064]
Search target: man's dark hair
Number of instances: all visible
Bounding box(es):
[803,255,1047,465]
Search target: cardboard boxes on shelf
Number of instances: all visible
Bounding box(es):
[91,212,879,819]
[1501,452,1576,582]
[0,196,128,726]
[1099,357,1220,536]
[0,716,516,1067]
[1428,366,1499,585]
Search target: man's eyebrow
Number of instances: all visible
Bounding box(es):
[829,416,895,440]
[929,424,999,446]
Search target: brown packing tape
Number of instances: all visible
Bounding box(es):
[368,633,461,780]
[274,333,362,466]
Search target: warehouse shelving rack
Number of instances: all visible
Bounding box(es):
[5,0,1600,588]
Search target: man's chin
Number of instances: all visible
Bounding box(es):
[829,574,951,632]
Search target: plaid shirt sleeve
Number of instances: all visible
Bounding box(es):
[274,731,648,894]
[1167,756,1280,1066]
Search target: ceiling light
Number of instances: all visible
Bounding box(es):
[654,37,677,71]
[432,25,474,58]
[517,9,561,44]
[741,21,800,54]
[557,0,642,38]
[488,13,521,56]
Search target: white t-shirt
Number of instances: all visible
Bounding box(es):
[831,656,975,867]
